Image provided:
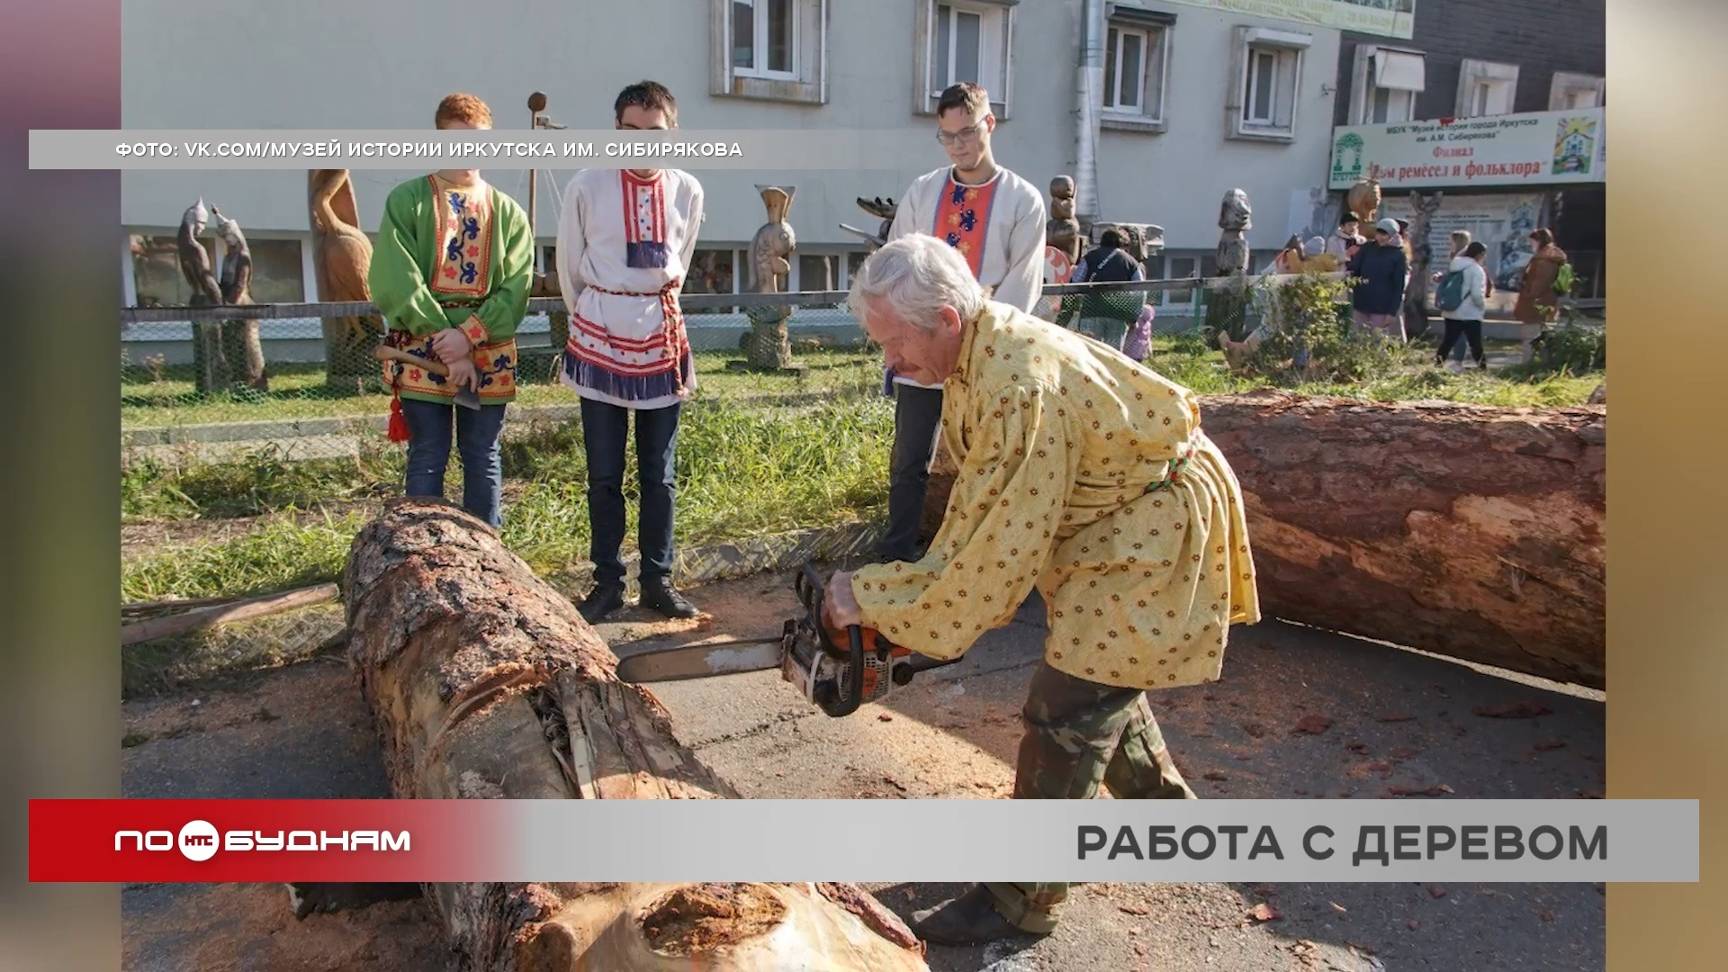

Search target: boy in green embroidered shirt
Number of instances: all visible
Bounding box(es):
[368,92,533,527]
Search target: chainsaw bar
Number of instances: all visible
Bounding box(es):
[613,633,786,684]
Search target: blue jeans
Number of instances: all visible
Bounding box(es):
[581,398,681,587]
[401,399,507,527]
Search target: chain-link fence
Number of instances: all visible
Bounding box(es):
[119,278,1283,463]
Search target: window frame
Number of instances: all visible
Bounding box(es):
[731,0,800,81]
[1348,43,1426,125]
[1549,71,1605,110]
[1455,58,1520,118]
[913,0,1016,118]
[710,0,828,105]
[1228,26,1310,143]
[1100,7,1172,132]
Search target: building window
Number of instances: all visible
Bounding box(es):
[732,0,796,79]
[914,0,1015,117]
[1456,59,1519,118]
[127,234,304,306]
[710,0,827,104]
[244,238,307,303]
[1230,27,1310,142]
[1549,72,1605,110]
[796,253,836,292]
[1245,50,1280,124]
[1349,45,1425,125]
[129,234,209,308]
[1102,5,1173,131]
[1159,251,1218,315]
[685,248,738,296]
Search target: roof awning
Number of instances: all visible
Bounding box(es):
[1375,50,1426,92]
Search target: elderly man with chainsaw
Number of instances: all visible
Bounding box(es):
[825,233,1261,946]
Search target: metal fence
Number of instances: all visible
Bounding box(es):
[124,274,1434,467]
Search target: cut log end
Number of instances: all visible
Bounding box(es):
[343,501,930,970]
[639,884,788,957]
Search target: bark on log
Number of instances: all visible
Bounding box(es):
[342,500,927,971]
[925,394,1606,688]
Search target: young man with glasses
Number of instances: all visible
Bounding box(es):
[878,82,1046,564]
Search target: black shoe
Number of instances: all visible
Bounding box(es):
[910,885,1045,947]
[578,583,627,623]
[1477,358,1489,371]
[640,579,699,619]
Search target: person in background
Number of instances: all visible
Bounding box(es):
[1513,228,1569,361]
[1121,303,1157,363]
[1326,211,1364,263]
[1436,230,1481,366]
[1434,231,1471,282]
[369,92,533,528]
[1346,218,1410,341]
[556,80,706,622]
[1395,218,1416,295]
[1220,237,1337,369]
[1065,229,1145,350]
[1300,235,1340,273]
[877,81,1046,565]
[1435,241,1490,371]
[1262,235,1304,275]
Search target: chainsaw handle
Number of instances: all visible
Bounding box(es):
[891,650,962,686]
[827,625,865,718]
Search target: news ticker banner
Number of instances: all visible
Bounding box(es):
[29,130,933,170]
[30,799,1697,884]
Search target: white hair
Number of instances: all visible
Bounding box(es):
[848,234,985,331]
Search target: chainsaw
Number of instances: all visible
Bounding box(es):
[613,565,957,717]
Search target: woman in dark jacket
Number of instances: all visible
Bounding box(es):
[1347,218,1410,341]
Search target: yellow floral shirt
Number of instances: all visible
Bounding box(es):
[852,302,1261,690]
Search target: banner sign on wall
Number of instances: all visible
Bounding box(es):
[1331,108,1607,191]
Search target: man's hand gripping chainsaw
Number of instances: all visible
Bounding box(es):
[612,565,958,717]
[783,565,955,717]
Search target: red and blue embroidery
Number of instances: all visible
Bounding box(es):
[932,172,1000,279]
[382,329,518,403]
[429,176,493,299]
[622,170,670,269]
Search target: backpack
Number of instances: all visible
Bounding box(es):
[1436,270,1467,312]
[1553,262,1575,296]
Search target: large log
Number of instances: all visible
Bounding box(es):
[343,500,927,970]
[925,394,1606,688]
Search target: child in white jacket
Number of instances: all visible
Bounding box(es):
[1435,241,1489,370]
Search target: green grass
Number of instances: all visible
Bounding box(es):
[122,396,895,601]
[122,511,364,602]
[120,331,1602,603]
[1146,335,1602,407]
[121,445,401,520]
[122,348,885,429]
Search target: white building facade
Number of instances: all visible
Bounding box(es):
[122,0,1374,322]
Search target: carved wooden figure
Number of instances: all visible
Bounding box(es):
[308,169,384,390]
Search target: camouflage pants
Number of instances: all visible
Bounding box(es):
[984,661,1195,932]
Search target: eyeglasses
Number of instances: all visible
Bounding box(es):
[935,124,985,146]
